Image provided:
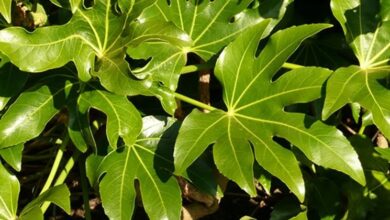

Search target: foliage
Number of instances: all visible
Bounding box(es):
[0,0,388,219]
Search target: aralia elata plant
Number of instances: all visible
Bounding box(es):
[0,0,389,219]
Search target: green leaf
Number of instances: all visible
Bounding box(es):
[0,63,28,111]
[19,184,71,219]
[375,147,390,162]
[49,0,82,13]
[0,76,77,148]
[270,195,302,220]
[331,0,390,68]
[0,0,12,23]
[128,0,291,112]
[174,23,365,202]
[0,144,23,172]
[78,86,142,150]
[0,163,19,220]
[0,0,187,113]
[92,116,181,219]
[323,66,390,139]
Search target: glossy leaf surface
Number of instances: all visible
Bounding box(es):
[174,22,365,201]
[0,163,19,220]
[129,0,291,107]
[90,116,181,219]
[0,76,76,148]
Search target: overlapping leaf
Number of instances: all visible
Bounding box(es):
[0,76,77,148]
[88,116,181,220]
[77,86,142,150]
[174,22,365,201]
[0,0,190,114]
[324,0,390,139]
[129,0,291,108]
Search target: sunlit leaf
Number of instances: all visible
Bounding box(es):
[0,163,19,220]
[0,76,77,148]
[174,22,365,202]
[0,144,23,172]
[0,0,12,23]
[324,0,390,139]
[19,184,71,219]
[90,116,181,219]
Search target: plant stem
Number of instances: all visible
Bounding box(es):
[180,62,304,74]
[79,156,92,220]
[358,125,366,135]
[39,135,69,196]
[282,62,305,69]
[174,92,217,112]
[40,150,81,213]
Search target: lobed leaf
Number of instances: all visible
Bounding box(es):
[175,22,365,202]
[90,116,181,220]
[78,86,142,150]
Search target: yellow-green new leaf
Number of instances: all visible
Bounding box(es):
[0,0,12,23]
[0,163,19,220]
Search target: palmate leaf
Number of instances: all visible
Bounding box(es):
[0,75,77,148]
[77,86,142,150]
[129,0,291,99]
[324,0,390,139]
[174,22,365,201]
[0,0,190,114]
[0,0,11,23]
[89,116,181,220]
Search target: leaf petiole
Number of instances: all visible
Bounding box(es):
[174,92,217,112]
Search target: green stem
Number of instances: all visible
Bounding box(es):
[180,63,214,74]
[174,92,217,112]
[39,136,69,196]
[282,62,305,69]
[40,150,81,213]
[79,156,92,220]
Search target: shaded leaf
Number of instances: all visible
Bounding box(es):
[0,76,77,148]
[0,0,12,23]
[0,163,19,220]
[376,147,390,161]
[0,63,28,111]
[78,86,142,150]
[174,22,365,202]
[0,143,23,171]
[49,0,82,13]
[19,184,71,219]
[92,116,181,219]
[270,195,302,220]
